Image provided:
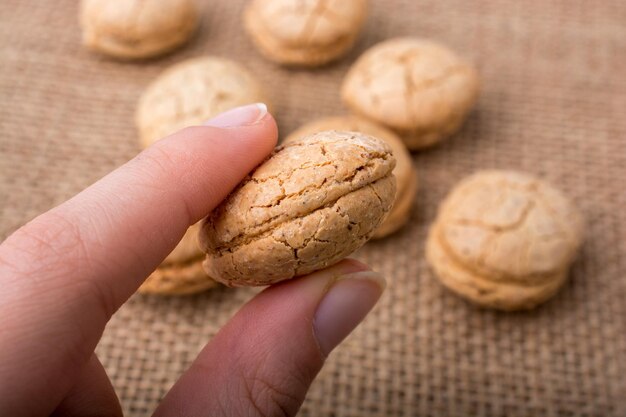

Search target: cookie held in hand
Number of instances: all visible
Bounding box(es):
[285,116,417,238]
[200,131,397,286]
[426,170,584,311]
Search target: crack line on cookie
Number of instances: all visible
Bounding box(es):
[211,174,394,254]
[216,157,390,243]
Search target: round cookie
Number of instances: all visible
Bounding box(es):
[136,57,269,146]
[341,38,480,149]
[285,116,417,238]
[426,170,584,311]
[80,0,198,60]
[139,223,218,295]
[244,0,367,67]
[426,228,569,311]
[199,131,397,286]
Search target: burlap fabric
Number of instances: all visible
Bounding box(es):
[1,0,625,415]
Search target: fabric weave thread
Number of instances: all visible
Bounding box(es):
[1,0,625,415]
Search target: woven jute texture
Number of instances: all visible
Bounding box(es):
[2,0,626,416]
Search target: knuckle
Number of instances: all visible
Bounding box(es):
[132,146,180,187]
[132,142,196,222]
[2,212,86,277]
[70,274,117,322]
[238,362,306,417]
[137,136,194,177]
[1,211,117,319]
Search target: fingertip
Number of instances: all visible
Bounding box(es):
[202,103,267,127]
[252,108,279,149]
[201,102,278,149]
[199,107,279,158]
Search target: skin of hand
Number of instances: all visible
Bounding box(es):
[0,104,386,417]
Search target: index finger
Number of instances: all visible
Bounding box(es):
[0,105,277,415]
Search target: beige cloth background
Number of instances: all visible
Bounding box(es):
[1,0,625,416]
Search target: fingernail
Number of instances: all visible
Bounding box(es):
[204,103,268,128]
[313,271,386,356]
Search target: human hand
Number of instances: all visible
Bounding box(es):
[0,104,386,416]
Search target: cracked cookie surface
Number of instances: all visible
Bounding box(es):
[426,170,584,310]
[139,223,218,295]
[136,57,269,146]
[341,38,480,149]
[285,115,417,238]
[244,0,367,66]
[80,0,198,59]
[200,131,396,286]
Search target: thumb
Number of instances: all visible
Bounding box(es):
[153,259,385,417]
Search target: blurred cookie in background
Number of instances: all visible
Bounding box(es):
[426,170,584,311]
[136,56,270,146]
[342,38,479,149]
[244,0,368,67]
[286,115,417,238]
[80,0,199,60]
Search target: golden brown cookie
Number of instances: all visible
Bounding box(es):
[426,170,584,310]
[80,0,198,60]
[285,116,417,238]
[138,223,218,295]
[341,38,480,149]
[199,131,397,286]
[243,0,367,67]
[136,57,269,146]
